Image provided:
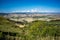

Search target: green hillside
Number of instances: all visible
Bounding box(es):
[0,16,60,40]
[0,16,21,33]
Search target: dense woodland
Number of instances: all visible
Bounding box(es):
[0,16,60,40]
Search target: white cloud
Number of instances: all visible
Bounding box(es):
[12,8,60,13]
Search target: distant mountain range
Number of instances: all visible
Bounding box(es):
[0,12,60,16]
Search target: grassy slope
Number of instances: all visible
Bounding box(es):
[0,16,60,40]
[0,16,21,33]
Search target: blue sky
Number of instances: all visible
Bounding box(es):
[0,0,60,13]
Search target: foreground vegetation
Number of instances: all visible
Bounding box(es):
[0,16,60,40]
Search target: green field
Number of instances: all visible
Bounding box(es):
[0,16,60,40]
